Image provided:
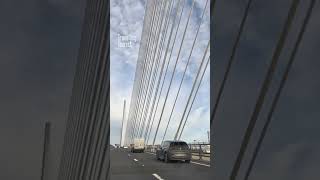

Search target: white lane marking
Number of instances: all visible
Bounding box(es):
[142,164,145,166]
[128,154,131,156]
[133,158,138,162]
[152,173,165,180]
[146,152,156,155]
[190,161,210,167]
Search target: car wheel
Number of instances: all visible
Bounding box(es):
[164,153,169,163]
[185,160,190,163]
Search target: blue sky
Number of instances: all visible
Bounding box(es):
[110,0,210,146]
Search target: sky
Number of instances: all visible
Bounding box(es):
[212,0,320,179]
[110,0,210,146]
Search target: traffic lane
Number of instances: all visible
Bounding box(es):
[111,148,152,180]
[132,151,210,168]
[129,151,211,180]
[128,151,211,180]
[111,148,211,180]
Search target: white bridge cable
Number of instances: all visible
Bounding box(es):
[174,41,210,140]
[134,0,169,138]
[127,0,156,143]
[129,0,160,144]
[130,0,164,141]
[142,0,185,140]
[136,0,172,138]
[124,0,153,145]
[126,0,156,143]
[161,0,209,143]
[139,0,175,138]
[146,0,187,144]
[178,55,210,140]
[131,0,163,139]
[143,0,184,142]
[130,0,168,141]
[152,0,196,146]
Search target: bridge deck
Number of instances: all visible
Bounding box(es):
[110,148,211,180]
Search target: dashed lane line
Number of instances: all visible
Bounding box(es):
[152,173,165,180]
[190,161,210,167]
[133,158,138,162]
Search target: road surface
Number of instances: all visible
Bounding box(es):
[110,148,211,180]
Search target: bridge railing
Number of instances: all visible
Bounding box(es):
[188,143,211,162]
[145,145,160,153]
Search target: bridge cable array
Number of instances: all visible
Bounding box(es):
[124,0,210,146]
[161,0,210,144]
[146,0,187,145]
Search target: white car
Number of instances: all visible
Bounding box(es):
[131,138,145,153]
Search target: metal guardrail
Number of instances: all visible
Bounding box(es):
[145,145,160,153]
[145,143,211,161]
[188,143,210,161]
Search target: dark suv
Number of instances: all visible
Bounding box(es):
[156,140,191,163]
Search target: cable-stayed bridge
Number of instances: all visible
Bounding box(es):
[123,0,210,148]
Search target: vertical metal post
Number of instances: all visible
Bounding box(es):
[200,145,203,160]
[207,131,210,143]
[41,122,50,180]
[120,100,126,147]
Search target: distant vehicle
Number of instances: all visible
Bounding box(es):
[131,138,145,153]
[156,140,191,163]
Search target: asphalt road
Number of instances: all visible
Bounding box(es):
[110,148,211,180]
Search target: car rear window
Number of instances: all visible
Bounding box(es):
[170,142,189,149]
